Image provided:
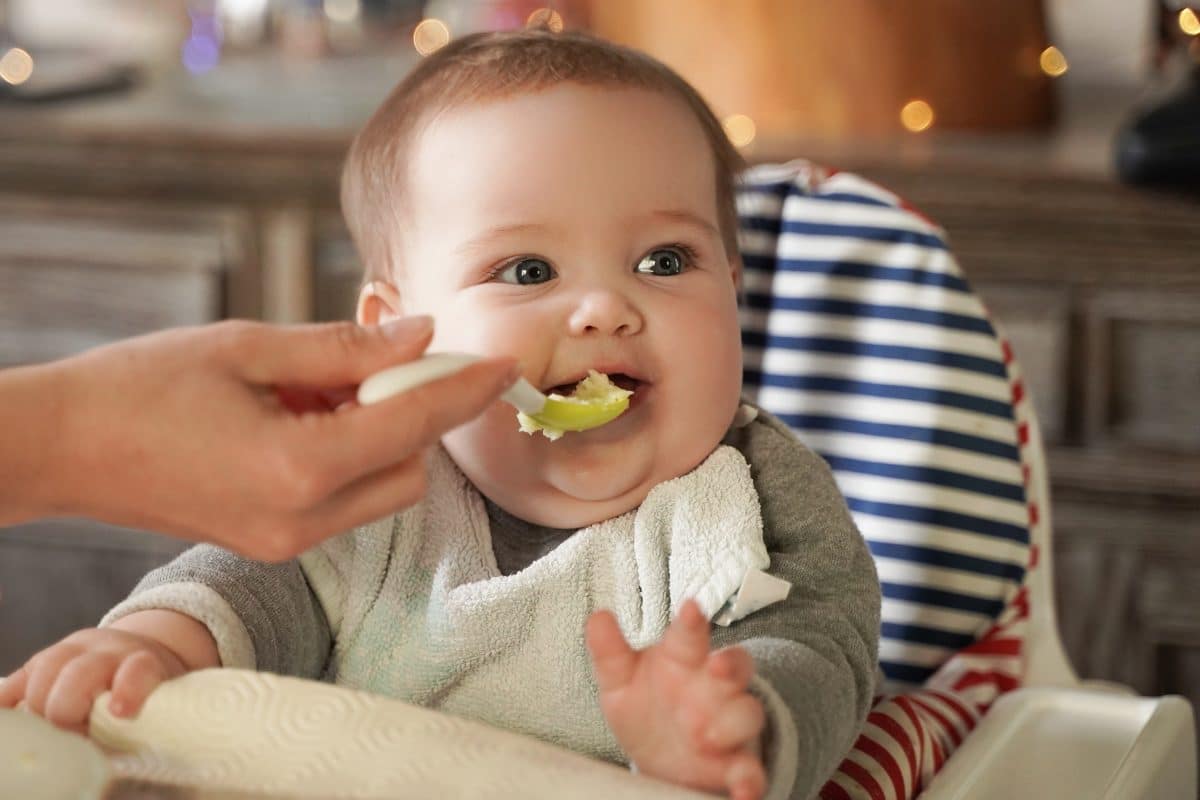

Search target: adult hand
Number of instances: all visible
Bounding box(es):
[0,317,518,560]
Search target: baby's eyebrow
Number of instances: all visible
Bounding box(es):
[638,209,721,238]
[455,211,718,257]
[456,222,552,256]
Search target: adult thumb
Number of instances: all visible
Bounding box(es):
[237,316,434,387]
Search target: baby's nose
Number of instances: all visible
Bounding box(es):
[567,290,643,337]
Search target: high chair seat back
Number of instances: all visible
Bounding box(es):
[736,160,1031,693]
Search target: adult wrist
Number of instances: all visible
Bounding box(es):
[0,360,74,524]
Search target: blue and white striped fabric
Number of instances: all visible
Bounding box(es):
[736,161,1030,693]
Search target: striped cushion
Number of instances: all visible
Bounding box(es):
[736,161,1031,693]
[820,345,1041,799]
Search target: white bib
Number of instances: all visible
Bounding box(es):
[321,444,770,761]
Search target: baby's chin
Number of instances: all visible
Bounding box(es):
[547,475,652,522]
[497,464,656,529]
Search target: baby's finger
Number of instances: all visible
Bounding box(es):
[726,749,767,800]
[707,645,756,690]
[109,651,168,718]
[660,599,710,669]
[705,694,765,752]
[0,667,29,708]
[23,648,81,716]
[585,610,638,692]
[44,653,118,733]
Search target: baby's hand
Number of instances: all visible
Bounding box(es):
[586,600,767,800]
[0,627,187,735]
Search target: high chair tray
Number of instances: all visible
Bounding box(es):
[921,687,1196,800]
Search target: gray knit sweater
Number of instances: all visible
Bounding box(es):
[103,408,879,800]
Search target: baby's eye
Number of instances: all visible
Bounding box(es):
[635,247,688,276]
[495,257,556,285]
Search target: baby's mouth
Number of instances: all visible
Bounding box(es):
[549,373,644,397]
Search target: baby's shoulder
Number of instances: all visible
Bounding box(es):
[723,403,826,475]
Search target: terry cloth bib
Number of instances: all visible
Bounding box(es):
[321,444,769,761]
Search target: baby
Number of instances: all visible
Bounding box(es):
[0,29,880,800]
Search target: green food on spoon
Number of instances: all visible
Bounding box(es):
[517,370,633,441]
[358,355,633,441]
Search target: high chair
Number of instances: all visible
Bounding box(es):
[736,159,1197,799]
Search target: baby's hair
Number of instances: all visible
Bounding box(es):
[341,27,746,284]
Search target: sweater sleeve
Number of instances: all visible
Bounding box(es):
[711,409,881,800]
[99,543,333,680]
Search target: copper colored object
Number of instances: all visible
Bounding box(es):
[589,0,1055,138]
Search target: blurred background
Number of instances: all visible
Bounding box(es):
[0,0,1197,755]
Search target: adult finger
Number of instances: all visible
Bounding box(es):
[585,610,639,693]
[274,385,357,415]
[44,652,117,732]
[283,358,519,495]
[707,645,756,690]
[660,599,710,669]
[704,694,766,752]
[0,667,28,708]
[289,456,427,553]
[232,317,434,387]
[726,749,767,800]
[109,651,169,718]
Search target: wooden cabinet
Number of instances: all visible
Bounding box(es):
[0,195,243,366]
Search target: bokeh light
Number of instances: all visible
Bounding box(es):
[526,8,564,33]
[1180,9,1200,36]
[1039,46,1069,77]
[900,100,935,133]
[182,8,222,74]
[324,0,361,24]
[0,48,34,86]
[722,114,757,148]
[413,19,451,56]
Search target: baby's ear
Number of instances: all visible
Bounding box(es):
[730,254,744,293]
[356,280,404,326]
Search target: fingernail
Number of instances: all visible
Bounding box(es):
[109,698,127,716]
[381,315,433,341]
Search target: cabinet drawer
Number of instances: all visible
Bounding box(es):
[0,196,242,366]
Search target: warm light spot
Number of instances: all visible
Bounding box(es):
[526,8,564,32]
[0,47,34,86]
[722,114,757,148]
[413,19,451,56]
[1180,8,1200,36]
[324,0,360,23]
[900,100,934,133]
[1039,46,1069,77]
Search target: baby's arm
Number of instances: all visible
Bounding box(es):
[101,542,335,677]
[708,412,882,799]
[2,530,353,735]
[0,609,218,733]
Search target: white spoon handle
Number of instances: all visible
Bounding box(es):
[357,353,546,414]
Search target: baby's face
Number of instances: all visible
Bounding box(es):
[379,84,742,528]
